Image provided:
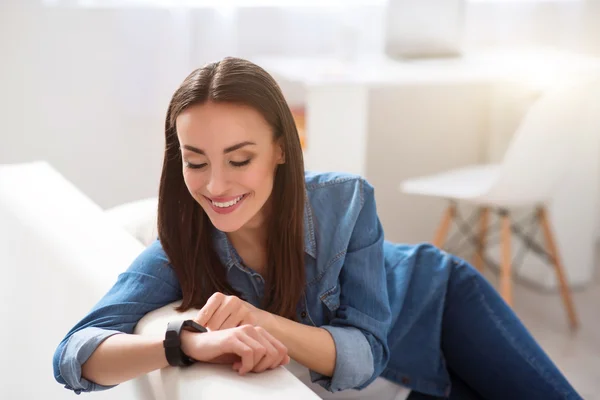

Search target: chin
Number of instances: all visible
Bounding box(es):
[210,218,246,233]
[203,211,249,233]
[195,192,260,233]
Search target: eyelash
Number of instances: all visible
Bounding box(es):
[186,162,206,169]
[230,159,252,167]
[186,159,252,169]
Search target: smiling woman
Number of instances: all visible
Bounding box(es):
[176,102,285,232]
[160,60,305,320]
[53,57,583,400]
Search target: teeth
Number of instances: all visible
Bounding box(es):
[212,195,244,208]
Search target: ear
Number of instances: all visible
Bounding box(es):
[275,138,285,164]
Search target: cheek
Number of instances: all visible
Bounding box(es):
[183,172,205,195]
[245,162,276,194]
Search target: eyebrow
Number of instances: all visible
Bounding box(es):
[182,141,256,155]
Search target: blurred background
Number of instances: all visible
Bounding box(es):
[1,0,600,398]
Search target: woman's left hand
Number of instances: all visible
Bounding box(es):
[195,292,270,331]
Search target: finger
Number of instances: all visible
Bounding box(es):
[237,328,267,373]
[272,356,290,369]
[255,327,288,369]
[268,355,290,370]
[219,308,244,330]
[206,296,239,331]
[250,330,279,373]
[230,339,255,376]
[196,292,225,327]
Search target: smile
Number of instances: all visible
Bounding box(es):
[204,194,249,215]
[211,194,246,208]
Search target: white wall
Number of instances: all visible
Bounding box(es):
[465,0,600,56]
[1,0,598,213]
[366,84,491,244]
[0,4,186,208]
[0,3,385,208]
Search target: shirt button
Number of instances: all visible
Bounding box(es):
[254,275,262,282]
[401,377,410,385]
[301,311,307,318]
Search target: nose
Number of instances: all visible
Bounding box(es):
[205,166,229,197]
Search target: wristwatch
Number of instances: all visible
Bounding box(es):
[163,319,207,367]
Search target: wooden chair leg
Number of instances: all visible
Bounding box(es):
[500,212,513,306]
[472,207,489,272]
[538,207,579,331]
[433,202,456,249]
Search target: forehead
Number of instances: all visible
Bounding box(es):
[176,102,272,147]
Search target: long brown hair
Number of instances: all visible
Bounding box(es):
[157,57,305,320]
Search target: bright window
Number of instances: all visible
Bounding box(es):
[43,0,389,7]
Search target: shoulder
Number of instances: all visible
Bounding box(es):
[304,171,377,244]
[304,170,374,208]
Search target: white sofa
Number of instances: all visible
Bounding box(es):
[0,161,319,400]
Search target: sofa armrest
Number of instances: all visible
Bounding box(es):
[0,161,144,400]
[133,302,321,400]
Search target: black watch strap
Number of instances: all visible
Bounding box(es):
[164,319,207,367]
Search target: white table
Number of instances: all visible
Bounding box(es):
[253,48,600,289]
[255,48,600,173]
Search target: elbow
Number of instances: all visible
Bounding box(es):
[370,327,390,373]
[79,357,112,387]
[358,332,389,389]
[313,326,386,392]
[53,342,67,385]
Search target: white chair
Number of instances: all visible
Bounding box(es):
[400,78,600,331]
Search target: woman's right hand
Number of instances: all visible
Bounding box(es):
[180,324,290,375]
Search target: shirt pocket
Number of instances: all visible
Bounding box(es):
[319,284,341,323]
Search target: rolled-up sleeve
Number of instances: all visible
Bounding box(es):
[310,179,392,392]
[52,240,182,394]
[55,328,123,393]
[311,325,374,391]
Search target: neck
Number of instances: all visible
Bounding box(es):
[226,203,270,273]
[229,195,272,249]
[228,220,268,250]
[227,219,269,275]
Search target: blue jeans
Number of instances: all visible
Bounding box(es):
[407,261,582,400]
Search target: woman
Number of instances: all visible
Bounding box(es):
[53,57,581,399]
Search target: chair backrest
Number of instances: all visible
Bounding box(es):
[483,77,600,205]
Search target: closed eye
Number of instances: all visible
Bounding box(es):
[185,161,207,169]
[230,159,252,168]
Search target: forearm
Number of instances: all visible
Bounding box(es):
[265,314,336,377]
[81,333,168,386]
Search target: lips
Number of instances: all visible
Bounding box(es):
[210,194,245,208]
[204,193,249,215]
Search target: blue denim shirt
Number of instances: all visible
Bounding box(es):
[53,172,456,397]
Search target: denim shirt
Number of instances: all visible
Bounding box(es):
[53,172,456,397]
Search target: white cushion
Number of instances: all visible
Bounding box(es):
[105,197,159,247]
